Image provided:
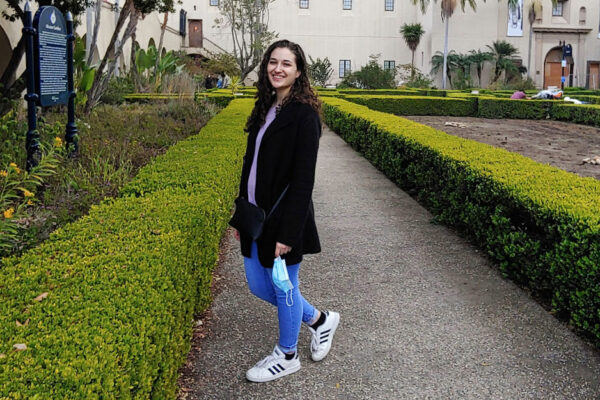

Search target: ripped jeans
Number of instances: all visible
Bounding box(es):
[244,241,318,353]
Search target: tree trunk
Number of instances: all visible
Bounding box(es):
[156,12,168,72]
[87,0,103,65]
[104,8,139,87]
[85,0,133,113]
[527,23,533,80]
[1,36,26,94]
[442,16,449,89]
[411,50,415,78]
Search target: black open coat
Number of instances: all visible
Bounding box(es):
[238,101,322,268]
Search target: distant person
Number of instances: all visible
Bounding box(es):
[231,39,340,383]
[216,76,223,88]
[510,91,527,99]
[531,89,563,100]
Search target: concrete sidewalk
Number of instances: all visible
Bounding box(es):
[178,126,600,400]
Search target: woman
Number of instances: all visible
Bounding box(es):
[235,39,340,383]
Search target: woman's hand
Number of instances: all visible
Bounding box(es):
[275,242,292,258]
[234,230,240,241]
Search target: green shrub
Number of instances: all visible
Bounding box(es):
[322,97,600,348]
[344,95,477,116]
[0,99,253,399]
[549,103,600,127]
[100,76,135,105]
[477,97,555,119]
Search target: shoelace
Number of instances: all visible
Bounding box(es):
[256,350,281,368]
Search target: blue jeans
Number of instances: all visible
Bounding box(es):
[244,241,318,353]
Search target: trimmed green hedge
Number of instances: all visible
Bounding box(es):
[194,92,254,108]
[477,97,556,119]
[343,94,477,116]
[338,89,447,97]
[549,103,600,127]
[322,97,600,347]
[0,99,252,399]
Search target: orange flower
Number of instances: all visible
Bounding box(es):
[3,208,15,219]
[0,170,7,177]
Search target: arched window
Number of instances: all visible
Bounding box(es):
[579,7,586,24]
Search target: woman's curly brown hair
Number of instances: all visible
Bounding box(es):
[245,39,321,132]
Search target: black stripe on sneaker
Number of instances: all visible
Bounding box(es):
[320,339,328,344]
[321,329,331,335]
[278,364,285,371]
[268,368,276,375]
[272,365,280,373]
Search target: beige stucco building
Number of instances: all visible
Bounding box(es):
[2,0,600,89]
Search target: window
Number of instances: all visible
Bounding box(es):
[343,0,352,10]
[299,0,308,8]
[384,60,395,71]
[552,1,563,16]
[385,0,394,11]
[579,7,586,24]
[210,0,219,6]
[339,60,351,77]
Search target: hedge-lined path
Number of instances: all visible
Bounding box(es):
[177,125,600,399]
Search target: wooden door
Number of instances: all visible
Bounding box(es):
[544,62,562,89]
[189,20,203,48]
[589,63,600,89]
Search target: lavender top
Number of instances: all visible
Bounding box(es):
[248,105,277,205]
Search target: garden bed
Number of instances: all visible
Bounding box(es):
[404,116,600,180]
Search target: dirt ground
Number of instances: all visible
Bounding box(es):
[403,116,600,180]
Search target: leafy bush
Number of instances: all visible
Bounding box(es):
[308,56,334,87]
[322,97,600,348]
[100,76,135,105]
[338,55,396,89]
[397,64,433,89]
[0,99,252,399]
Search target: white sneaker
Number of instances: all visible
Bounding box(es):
[246,345,301,383]
[309,311,340,362]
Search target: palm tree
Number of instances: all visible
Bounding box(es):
[400,23,426,78]
[486,40,520,83]
[431,50,459,88]
[412,0,479,89]
[468,49,493,86]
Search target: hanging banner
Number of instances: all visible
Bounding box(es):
[507,0,523,37]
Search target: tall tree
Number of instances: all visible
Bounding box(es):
[87,0,103,65]
[431,50,458,88]
[215,0,278,81]
[486,40,520,83]
[400,23,425,78]
[413,0,480,89]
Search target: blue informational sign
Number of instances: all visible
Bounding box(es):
[33,6,69,107]
[561,76,566,83]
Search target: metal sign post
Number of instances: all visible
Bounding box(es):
[23,1,40,171]
[22,3,77,170]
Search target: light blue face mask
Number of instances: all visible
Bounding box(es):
[273,257,294,306]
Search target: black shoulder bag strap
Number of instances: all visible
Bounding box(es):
[266,185,289,220]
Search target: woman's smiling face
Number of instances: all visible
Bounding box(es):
[268,47,301,94]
